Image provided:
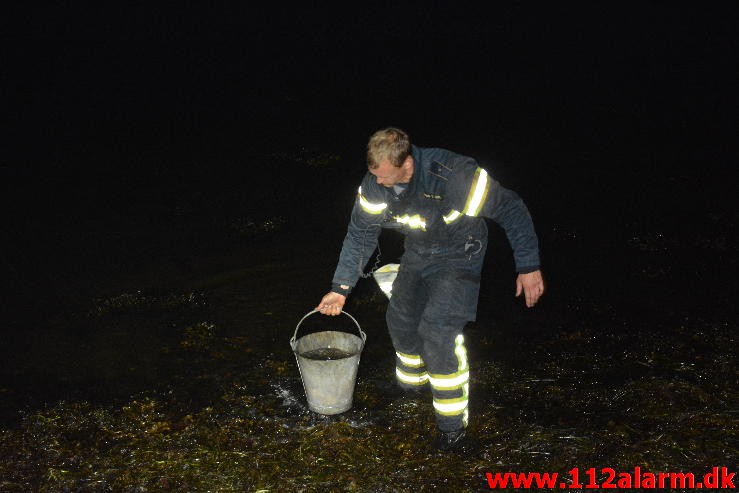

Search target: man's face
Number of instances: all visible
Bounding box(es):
[369,156,413,187]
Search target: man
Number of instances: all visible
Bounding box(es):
[316,127,544,451]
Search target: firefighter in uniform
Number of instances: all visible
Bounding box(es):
[316,128,544,451]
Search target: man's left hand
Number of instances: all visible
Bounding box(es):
[516,270,545,307]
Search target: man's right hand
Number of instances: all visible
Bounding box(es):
[316,292,346,316]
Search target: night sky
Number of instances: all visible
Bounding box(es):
[4,3,738,314]
[11,4,737,163]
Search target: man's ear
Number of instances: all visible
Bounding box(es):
[403,155,414,170]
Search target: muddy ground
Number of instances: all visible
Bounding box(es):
[1,153,737,492]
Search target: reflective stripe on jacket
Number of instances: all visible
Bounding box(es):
[331,145,540,290]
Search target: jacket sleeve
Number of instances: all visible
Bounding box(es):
[330,174,386,293]
[484,179,541,273]
[448,160,541,273]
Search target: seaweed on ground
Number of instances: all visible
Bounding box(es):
[0,288,736,492]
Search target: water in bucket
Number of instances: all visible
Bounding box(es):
[299,347,355,360]
[290,310,367,415]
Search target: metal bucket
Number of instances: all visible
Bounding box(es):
[290,310,366,415]
[373,263,399,299]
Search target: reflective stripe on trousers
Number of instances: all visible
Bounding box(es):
[386,247,484,432]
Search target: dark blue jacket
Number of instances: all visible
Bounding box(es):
[331,145,540,293]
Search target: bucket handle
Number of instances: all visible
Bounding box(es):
[290,309,366,351]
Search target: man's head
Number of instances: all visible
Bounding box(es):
[367,127,414,187]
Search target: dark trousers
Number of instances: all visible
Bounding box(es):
[386,242,486,432]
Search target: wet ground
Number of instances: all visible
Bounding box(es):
[1,154,737,492]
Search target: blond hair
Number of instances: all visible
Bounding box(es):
[367,127,411,169]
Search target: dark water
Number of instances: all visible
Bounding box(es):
[300,347,356,360]
[1,145,737,491]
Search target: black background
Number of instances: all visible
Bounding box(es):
[4,2,738,318]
